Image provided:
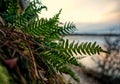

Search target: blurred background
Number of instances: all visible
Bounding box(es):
[41,0,120,84]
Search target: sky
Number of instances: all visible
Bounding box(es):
[40,0,120,33]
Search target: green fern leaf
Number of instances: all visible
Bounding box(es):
[58,39,106,56]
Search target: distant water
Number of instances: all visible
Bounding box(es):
[64,35,119,48]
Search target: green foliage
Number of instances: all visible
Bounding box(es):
[58,40,105,56]
[0,63,13,84]
[0,0,108,83]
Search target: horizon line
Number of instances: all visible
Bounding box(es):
[68,33,120,37]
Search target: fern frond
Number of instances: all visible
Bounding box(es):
[23,18,47,36]
[58,39,105,56]
[2,0,47,28]
[24,0,47,19]
[48,9,62,24]
[23,10,76,42]
[43,50,78,68]
[45,39,105,72]
[59,22,76,36]
[42,50,80,82]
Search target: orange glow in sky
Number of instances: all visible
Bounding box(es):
[40,0,120,23]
